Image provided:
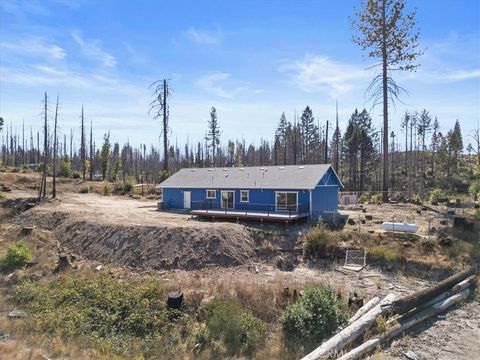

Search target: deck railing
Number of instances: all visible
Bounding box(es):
[190,200,309,218]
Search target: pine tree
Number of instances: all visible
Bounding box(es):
[351,0,422,201]
[206,106,221,166]
[101,132,111,181]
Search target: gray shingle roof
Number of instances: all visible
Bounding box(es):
[158,164,335,190]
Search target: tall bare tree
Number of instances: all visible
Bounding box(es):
[149,79,172,172]
[52,94,59,198]
[351,0,422,201]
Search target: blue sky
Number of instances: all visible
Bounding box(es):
[1,0,479,150]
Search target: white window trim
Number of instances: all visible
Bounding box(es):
[275,191,298,212]
[240,190,249,203]
[158,188,163,202]
[206,189,216,199]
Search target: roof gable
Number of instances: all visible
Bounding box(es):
[159,164,337,190]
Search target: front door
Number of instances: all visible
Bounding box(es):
[221,191,234,209]
[183,191,191,209]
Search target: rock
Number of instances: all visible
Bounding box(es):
[8,309,27,318]
[95,265,103,271]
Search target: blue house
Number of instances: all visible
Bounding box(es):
[157,164,343,221]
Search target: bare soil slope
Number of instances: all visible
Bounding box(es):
[13,192,256,269]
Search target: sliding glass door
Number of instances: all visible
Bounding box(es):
[221,191,234,209]
[276,192,297,212]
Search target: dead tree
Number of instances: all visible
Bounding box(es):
[52,94,59,198]
[149,79,172,172]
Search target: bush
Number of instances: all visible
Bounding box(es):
[304,224,339,258]
[124,178,135,194]
[103,184,112,196]
[357,194,369,204]
[368,245,399,262]
[371,193,382,204]
[59,157,73,178]
[2,243,32,270]
[0,190,5,201]
[79,186,89,194]
[420,238,435,254]
[203,298,266,356]
[469,181,480,200]
[429,188,443,203]
[281,285,349,352]
[72,171,82,179]
[11,275,189,358]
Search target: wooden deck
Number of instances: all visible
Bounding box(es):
[190,209,310,222]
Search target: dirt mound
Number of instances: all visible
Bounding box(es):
[15,210,71,230]
[53,219,255,270]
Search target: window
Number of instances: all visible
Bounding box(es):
[206,189,216,199]
[240,190,249,202]
[276,192,297,212]
[158,189,163,202]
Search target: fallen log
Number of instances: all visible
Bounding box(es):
[348,296,381,324]
[337,288,471,360]
[391,266,476,314]
[452,276,475,293]
[301,293,397,360]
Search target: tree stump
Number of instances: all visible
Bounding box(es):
[167,290,183,309]
[20,227,33,235]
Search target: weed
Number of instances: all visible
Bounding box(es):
[11,275,190,358]
[71,171,82,179]
[79,186,89,194]
[420,238,435,254]
[1,243,32,271]
[304,224,339,258]
[368,245,399,262]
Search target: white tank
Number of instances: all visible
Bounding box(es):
[381,221,418,233]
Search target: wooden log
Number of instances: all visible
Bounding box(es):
[392,266,476,314]
[452,276,475,293]
[348,296,381,324]
[337,338,380,360]
[337,288,471,360]
[301,293,397,360]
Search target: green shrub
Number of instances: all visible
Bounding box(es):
[2,243,32,270]
[59,157,73,178]
[304,224,339,258]
[281,285,349,352]
[0,190,5,201]
[469,181,480,200]
[159,170,171,182]
[79,186,89,194]
[203,298,266,356]
[429,188,443,203]
[371,193,382,204]
[357,194,368,204]
[72,171,82,179]
[368,245,399,262]
[103,184,112,196]
[124,178,135,194]
[11,275,189,358]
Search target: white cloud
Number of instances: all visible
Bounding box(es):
[1,37,66,60]
[279,55,370,97]
[71,30,117,67]
[184,26,222,45]
[196,72,250,98]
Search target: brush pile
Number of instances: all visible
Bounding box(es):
[302,266,477,360]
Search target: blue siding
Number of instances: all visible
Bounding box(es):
[162,187,310,213]
[311,186,339,218]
